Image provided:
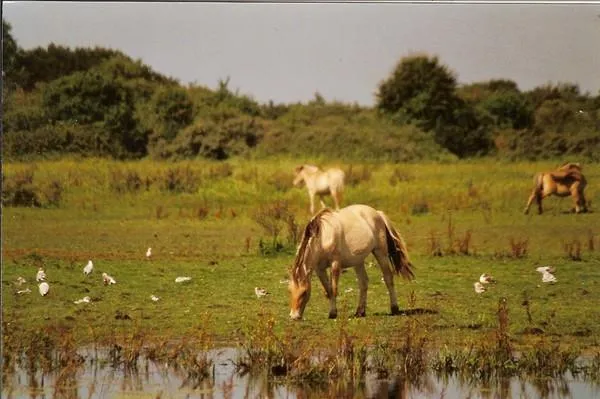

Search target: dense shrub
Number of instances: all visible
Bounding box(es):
[156,109,265,160]
[2,167,40,207]
[4,122,118,160]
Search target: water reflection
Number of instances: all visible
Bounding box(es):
[2,347,599,399]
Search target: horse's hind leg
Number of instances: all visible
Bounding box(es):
[353,263,368,317]
[524,190,543,215]
[331,190,342,211]
[524,191,536,214]
[571,184,587,213]
[373,250,400,315]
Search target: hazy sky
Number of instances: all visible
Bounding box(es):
[4,2,600,105]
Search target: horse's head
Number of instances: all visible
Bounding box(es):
[288,274,311,320]
[293,166,305,187]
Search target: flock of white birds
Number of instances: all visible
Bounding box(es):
[473,266,558,294]
[13,247,196,304]
[13,245,561,302]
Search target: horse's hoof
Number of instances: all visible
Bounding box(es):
[391,305,401,315]
[328,312,337,319]
[353,310,366,318]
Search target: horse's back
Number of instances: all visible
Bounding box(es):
[326,168,345,190]
[318,205,381,259]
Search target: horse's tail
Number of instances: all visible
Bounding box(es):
[378,211,414,281]
[291,209,329,284]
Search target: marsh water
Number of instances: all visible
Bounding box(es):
[3,347,599,399]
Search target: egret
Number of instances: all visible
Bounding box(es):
[146,247,152,258]
[542,271,557,284]
[150,295,160,302]
[474,282,486,294]
[279,278,290,284]
[536,266,557,283]
[36,268,46,282]
[344,287,354,293]
[17,288,31,295]
[255,287,269,298]
[175,276,191,283]
[83,260,93,276]
[479,273,496,284]
[74,296,91,304]
[39,282,50,296]
[15,276,27,285]
[102,272,117,285]
[536,266,556,274]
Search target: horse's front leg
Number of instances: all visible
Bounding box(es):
[308,191,316,214]
[353,263,368,317]
[316,267,337,319]
[319,195,327,210]
[571,183,587,213]
[328,261,343,319]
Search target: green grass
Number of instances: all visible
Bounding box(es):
[2,158,600,353]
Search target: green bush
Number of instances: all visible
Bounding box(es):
[2,167,40,207]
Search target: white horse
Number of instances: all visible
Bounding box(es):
[288,204,414,320]
[293,165,345,214]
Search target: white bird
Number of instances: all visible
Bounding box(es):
[279,278,290,285]
[479,273,496,284]
[146,247,152,258]
[541,271,557,284]
[255,287,269,298]
[102,272,116,285]
[36,268,46,282]
[344,287,354,293]
[15,276,27,286]
[74,296,91,304]
[175,276,192,283]
[17,288,31,295]
[474,282,487,294]
[38,282,50,296]
[83,260,93,276]
[536,266,556,275]
[150,295,160,302]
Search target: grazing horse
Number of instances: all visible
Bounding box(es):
[524,162,588,215]
[288,204,414,320]
[293,165,345,214]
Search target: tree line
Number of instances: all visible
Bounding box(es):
[3,19,599,162]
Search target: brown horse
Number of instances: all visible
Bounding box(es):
[524,162,588,215]
[293,165,345,214]
[288,204,414,320]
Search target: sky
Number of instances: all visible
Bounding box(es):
[3,1,600,106]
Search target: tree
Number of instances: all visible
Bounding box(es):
[42,69,139,156]
[376,54,493,157]
[13,44,123,90]
[376,54,459,131]
[2,19,18,79]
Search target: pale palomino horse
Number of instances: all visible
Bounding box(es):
[288,204,414,320]
[293,165,345,214]
[524,162,588,215]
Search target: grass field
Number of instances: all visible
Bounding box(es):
[3,158,600,358]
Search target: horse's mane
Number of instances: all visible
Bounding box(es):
[557,162,582,172]
[291,208,331,284]
[551,162,584,182]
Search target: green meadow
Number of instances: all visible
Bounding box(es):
[2,158,600,355]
